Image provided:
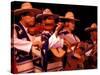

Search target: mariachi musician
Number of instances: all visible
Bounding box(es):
[11,2,42,73]
[58,11,85,70]
[84,23,97,69]
[28,8,59,72]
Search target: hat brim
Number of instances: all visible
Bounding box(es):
[36,14,59,20]
[85,27,97,32]
[14,8,42,16]
[59,16,80,22]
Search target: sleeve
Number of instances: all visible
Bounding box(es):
[75,35,80,43]
[12,24,32,53]
[49,33,58,48]
[49,33,64,48]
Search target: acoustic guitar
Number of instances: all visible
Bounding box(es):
[50,48,66,58]
[64,40,85,70]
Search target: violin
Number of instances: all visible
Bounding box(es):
[28,25,44,35]
[28,24,55,35]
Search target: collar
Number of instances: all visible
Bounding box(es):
[20,21,28,33]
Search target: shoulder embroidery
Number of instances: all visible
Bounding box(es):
[14,24,23,35]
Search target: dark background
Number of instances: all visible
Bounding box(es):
[11,1,97,41]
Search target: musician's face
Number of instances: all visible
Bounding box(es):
[44,16,55,25]
[65,20,75,31]
[42,17,55,31]
[21,15,35,27]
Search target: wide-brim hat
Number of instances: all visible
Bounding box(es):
[36,8,59,20]
[59,11,80,22]
[85,23,97,32]
[14,2,42,16]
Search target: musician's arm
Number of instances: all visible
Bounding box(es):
[12,26,32,53]
[49,33,66,57]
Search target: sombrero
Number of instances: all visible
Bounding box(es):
[85,23,97,32]
[14,2,42,16]
[36,8,58,20]
[59,11,80,22]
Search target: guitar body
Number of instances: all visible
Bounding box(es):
[84,44,97,69]
[50,45,85,70]
[65,47,85,70]
[50,48,65,58]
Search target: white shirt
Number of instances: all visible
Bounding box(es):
[63,33,80,45]
[12,24,32,53]
[49,32,64,48]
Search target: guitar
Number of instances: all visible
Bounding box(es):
[50,48,66,58]
[64,40,85,70]
[50,43,83,59]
